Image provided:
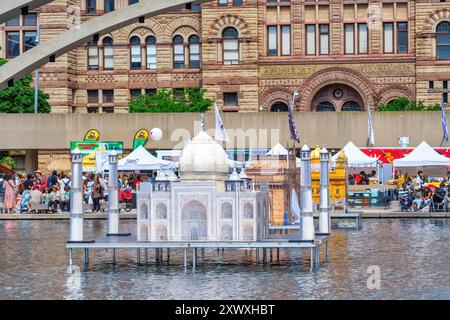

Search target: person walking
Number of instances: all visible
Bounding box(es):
[2,174,17,214]
[91,179,103,213]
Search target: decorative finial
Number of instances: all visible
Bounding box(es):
[200,113,205,131]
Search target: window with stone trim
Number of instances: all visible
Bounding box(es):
[189,35,201,69]
[86,0,97,14]
[130,36,142,69]
[87,41,99,70]
[437,21,450,60]
[381,2,409,54]
[146,36,157,69]
[265,0,292,57]
[173,35,185,69]
[222,27,239,65]
[104,0,115,13]
[4,13,38,58]
[102,37,114,70]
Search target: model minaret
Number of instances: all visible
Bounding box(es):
[319,148,331,234]
[69,148,84,241]
[300,144,315,241]
[107,150,119,235]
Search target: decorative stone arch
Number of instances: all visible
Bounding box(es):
[140,224,148,241]
[220,224,233,241]
[209,14,251,38]
[299,67,375,111]
[127,27,157,42]
[377,85,415,108]
[221,202,233,219]
[156,202,168,219]
[171,26,200,42]
[259,87,293,111]
[99,33,114,43]
[243,202,254,219]
[423,9,450,33]
[164,16,201,42]
[155,224,168,241]
[243,224,254,241]
[140,202,148,219]
[181,199,207,240]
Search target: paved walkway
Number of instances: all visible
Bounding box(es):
[0,209,448,220]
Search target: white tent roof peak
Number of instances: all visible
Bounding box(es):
[267,143,289,156]
[332,141,379,167]
[393,141,450,167]
[118,145,174,171]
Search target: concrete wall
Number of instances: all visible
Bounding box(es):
[0,112,447,150]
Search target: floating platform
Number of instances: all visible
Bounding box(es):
[66,234,329,272]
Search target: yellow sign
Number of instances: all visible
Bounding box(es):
[83,129,100,142]
[133,129,150,149]
[82,152,96,172]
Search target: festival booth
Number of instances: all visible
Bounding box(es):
[393,141,450,179]
[332,142,391,209]
[117,146,175,171]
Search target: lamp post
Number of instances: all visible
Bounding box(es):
[300,144,315,241]
[69,148,84,242]
[107,150,119,235]
[319,148,331,234]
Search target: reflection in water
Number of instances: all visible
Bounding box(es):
[0,219,449,299]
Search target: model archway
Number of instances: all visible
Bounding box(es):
[181,200,207,240]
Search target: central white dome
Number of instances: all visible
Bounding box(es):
[179,131,230,181]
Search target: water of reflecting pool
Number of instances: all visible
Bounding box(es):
[0,219,449,299]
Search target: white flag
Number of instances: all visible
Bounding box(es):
[215,102,230,142]
[368,106,375,146]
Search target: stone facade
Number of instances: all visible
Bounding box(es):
[1,0,449,113]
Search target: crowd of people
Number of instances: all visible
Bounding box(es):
[397,171,450,212]
[347,171,378,185]
[0,170,158,214]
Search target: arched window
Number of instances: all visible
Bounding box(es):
[173,35,185,69]
[221,202,233,219]
[271,102,289,112]
[104,0,115,13]
[222,27,239,65]
[87,41,99,70]
[146,36,157,69]
[437,21,450,60]
[156,203,167,219]
[316,101,336,112]
[189,35,201,69]
[243,203,254,219]
[342,101,361,112]
[102,37,114,70]
[129,36,141,69]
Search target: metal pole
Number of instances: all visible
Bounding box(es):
[184,248,187,270]
[144,248,148,264]
[315,246,320,271]
[255,248,259,265]
[33,23,40,114]
[325,241,329,261]
[137,248,140,266]
[112,248,116,264]
[276,248,280,261]
[309,248,313,271]
[69,248,73,266]
[167,248,170,262]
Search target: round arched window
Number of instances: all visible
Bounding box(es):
[342,101,361,112]
[316,101,336,112]
[271,102,289,112]
[437,21,450,60]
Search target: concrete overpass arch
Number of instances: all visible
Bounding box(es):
[0,0,210,89]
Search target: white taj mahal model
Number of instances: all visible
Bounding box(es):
[136,130,270,242]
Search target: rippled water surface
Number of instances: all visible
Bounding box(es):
[0,219,449,299]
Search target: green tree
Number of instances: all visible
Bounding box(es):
[0,58,51,113]
[377,97,440,111]
[129,88,213,113]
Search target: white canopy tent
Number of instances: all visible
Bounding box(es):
[265,143,302,167]
[112,146,175,171]
[332,141,379,168]
[393,141,450,175]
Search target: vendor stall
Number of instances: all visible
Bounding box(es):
[117,146,176,171]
